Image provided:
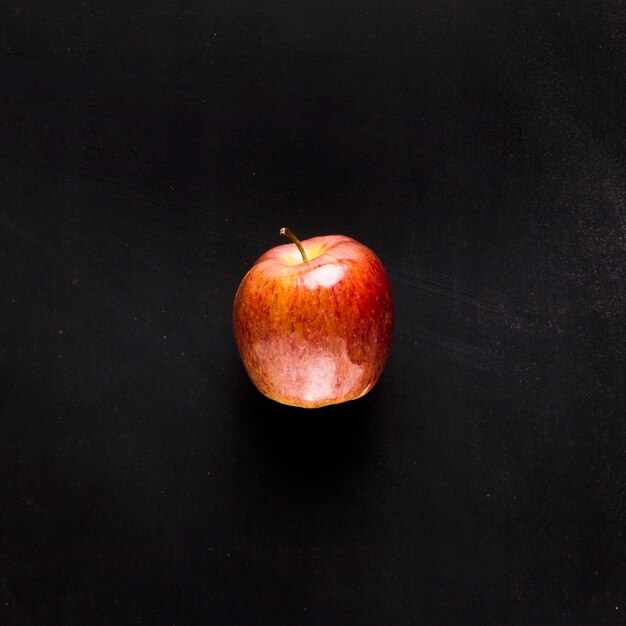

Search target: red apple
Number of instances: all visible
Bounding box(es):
[233,228,394,408]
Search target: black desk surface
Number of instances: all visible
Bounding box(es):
[2,2,625,624]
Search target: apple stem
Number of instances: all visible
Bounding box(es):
[280,227,308,262]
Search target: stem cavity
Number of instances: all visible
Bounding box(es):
[280,227,308,262]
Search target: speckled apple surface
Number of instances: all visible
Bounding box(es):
[233,235,394,408]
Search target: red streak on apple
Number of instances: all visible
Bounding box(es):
[233,233,394,408]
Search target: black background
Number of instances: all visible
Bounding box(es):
[2,1,625,624]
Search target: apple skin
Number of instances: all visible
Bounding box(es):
[233,234,393,408]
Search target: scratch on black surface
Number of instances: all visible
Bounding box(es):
[386,256,572,403]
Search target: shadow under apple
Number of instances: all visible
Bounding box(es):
[233,373,386,490]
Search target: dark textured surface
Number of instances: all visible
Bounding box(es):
[1,1,625,624]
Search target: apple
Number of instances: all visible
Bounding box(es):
[233,228,394,408]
